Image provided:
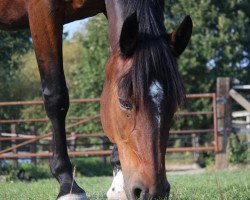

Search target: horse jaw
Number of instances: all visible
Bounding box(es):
[107,170,127,200]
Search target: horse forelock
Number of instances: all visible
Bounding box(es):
[118,0,185,112]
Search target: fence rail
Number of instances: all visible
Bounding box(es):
[0,93,218,160]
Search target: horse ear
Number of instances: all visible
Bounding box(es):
[119,12,138,57]
[167,15,193,57]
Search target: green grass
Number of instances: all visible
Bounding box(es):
[0,169,249,200]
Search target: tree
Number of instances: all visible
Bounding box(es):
[0,30,31,100]
[164,0,250,163]
[16,15,108,134]
[0,30,31,131]
[164,0,250,93]
[68,14,108,133]
[164,0,250,130]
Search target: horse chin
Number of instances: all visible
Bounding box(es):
[107,170,127,200]
[57,193,88,200]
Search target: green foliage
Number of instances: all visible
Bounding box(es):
[0,30,32,101]
[71,157,112,177]
[165,0,250,93]
[4,15,108,135]
[0,30,31,68]
[1,163,52,181]
[0,30,32,137]
[164,1,250,160]
[1,157,112,181]
[19,163,52,180]
[68,14,108,133]
[228,134,249,163]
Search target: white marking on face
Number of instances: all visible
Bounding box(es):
[107,170,127,200]
[149,81,164,127]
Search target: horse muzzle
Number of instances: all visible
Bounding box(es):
[125,178,170,200]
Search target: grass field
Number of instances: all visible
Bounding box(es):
[0,168,249,200]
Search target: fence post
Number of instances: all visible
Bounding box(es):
[192,133,199,161]
[11,124,18,168]
[0,126,2,167]
[30,126,37,165]
[215,77,232,169]
[70,132,76,152]
[246,115,250,144]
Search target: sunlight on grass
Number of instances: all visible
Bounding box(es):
[0,169,249,200]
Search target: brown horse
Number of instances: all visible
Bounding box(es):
[102,1,192,199]
[0,0,192,199]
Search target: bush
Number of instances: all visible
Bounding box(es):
[72,157,112,177]
[228,134,248,164]
[2,163,52,182]
[1,157,113,181]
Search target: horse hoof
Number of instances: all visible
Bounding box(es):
[57,193,89,200]
[107,170,127,200]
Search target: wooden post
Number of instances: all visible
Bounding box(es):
[30,126,37,165]
[192,134,199,161]
[246,115,250,143]
[11,124,18,168]
[70,132,76,152]
[0,126,2,167]
[215,77,232,169]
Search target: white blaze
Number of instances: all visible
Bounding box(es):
[149,81,164,127]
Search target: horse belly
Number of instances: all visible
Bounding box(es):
[0,0,29,30]
[63,0,106,24]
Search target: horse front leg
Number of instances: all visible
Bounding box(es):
[27,1,86,199]
[107,145,127,200]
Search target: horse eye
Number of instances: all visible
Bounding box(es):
[119,98,133,110]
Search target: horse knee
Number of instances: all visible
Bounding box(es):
[42,86,69,119]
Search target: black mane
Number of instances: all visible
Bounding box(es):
[119,0,185,109]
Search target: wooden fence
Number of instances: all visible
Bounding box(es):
[0,94,218,164]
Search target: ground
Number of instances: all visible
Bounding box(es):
[0,168,249,200]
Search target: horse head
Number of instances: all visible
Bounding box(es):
[101,1,192,199]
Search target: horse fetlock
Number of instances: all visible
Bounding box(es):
[58,181,86,198]
[57,193,88,200]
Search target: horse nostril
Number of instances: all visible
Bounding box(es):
[133,187,142,199]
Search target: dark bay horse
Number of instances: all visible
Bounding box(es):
[0,0,192,199]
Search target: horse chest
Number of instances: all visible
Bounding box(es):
[64,0,87,9]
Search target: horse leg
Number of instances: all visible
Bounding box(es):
[27,1,86,199]
[107,145,127,200]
